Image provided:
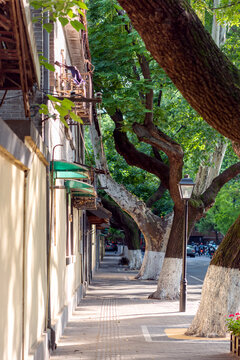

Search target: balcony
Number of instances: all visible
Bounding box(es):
[55,59,93,125]
[0,0,40,117]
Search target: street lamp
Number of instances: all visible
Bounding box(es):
[178,174,195,312]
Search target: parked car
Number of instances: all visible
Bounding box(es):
[187,245,196,257]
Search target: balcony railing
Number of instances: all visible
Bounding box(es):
[55,60,92,125]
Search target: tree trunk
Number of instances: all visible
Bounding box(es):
[117,0,240,143]
[90,112,169,279]
[187,214,240,337]
[128,250,142,270]
[149,207,183,298]
[101,197,143,269]
[148,14,229,299]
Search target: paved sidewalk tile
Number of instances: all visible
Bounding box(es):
[50,256,233,360]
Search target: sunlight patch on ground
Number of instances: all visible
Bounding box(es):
[164,328,229,341]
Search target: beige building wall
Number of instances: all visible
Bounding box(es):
[0,155,24,360]
[50,191,84,327]
[24,142,48,357]
[51,188,67,322]
[64,206,83,307]
[72,208,83,294]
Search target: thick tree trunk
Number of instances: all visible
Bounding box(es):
[147,19,227,296]
[117,0,240,143]
[149,207,183,298]
[187,214,240,337]
[128,250,142,270]
[150,142,234,299]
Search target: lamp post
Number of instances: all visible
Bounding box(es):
[178,174,195,312]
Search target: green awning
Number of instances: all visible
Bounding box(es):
[50,160,88,172]
[50,161,89,180]
[65,180,96,197]
[55,171,89,180]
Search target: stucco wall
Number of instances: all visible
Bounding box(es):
[24,141,47,357]
[51,188,67,321]
[65,207,83,305]
[0,155,24,360]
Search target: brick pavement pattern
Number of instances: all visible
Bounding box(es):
[50,256,234,360]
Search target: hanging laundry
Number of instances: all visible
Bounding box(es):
[55,61,85,86]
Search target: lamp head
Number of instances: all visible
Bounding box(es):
[178,174,195,200]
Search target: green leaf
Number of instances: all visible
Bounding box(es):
[29,1,41,10]
[60,116,69,128]
[59,17,69,27]
[47,94,61,103]
[39,55,47,61]
[68,9,74,18]
[77,1,88,10]
[40,61,55,72]
[77,9,85,16]
[43,22,53,33]
[70,20,85,32]
[39,104,49,115]
[70,111,83,123]
[62,98,75,109]
[55,104,69,117]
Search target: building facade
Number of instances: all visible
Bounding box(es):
[0,1,109,359]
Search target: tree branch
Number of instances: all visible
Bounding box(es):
[111,109,170,188]
[201,162,240,210]
[137,54,154,126]
[133,121,184,205]
[146,183,166,209]
[117,0,240,143]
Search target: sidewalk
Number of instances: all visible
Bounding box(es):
[50,255,233,360]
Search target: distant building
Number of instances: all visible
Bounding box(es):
[189,230,224,245]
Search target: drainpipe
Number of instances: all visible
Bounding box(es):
[43,11,49,144]
[46,161,50,330]
[22,170,29,360]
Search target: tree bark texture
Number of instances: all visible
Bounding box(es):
[211,214,240,269]
[187,215,240,336]
[117,0,240,143]
[186,265,240,337]
[194,141,227,197]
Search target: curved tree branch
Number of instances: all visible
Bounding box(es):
[133,121,184,205]
[112,109,170,188]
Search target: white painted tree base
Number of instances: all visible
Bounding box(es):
[123,246,129,259]
[149,257,182,299]
[136,251,165,280]
[128,249,142,270]
[187,265,240,337]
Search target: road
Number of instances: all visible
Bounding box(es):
[187,255,211,285]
